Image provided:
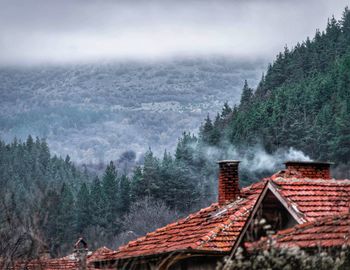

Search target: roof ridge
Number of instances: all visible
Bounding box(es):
[273,178,350,183]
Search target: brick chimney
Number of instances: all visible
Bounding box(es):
[284,161,332,179]
[218,160,240,206]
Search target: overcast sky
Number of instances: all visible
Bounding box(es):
[0,0,348,65]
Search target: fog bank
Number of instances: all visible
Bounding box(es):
[0,0,349,65]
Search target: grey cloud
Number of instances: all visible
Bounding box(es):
[0,0,348,65]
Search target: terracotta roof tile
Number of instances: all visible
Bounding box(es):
[246,212,350,250]
[271,179,350,221]
[91,177,350,262]
[92,182,267,261]
[3,247,115,270]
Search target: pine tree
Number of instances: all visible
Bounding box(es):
[200,114,214,144]
[221,102,232,118]
[56,183,75,248]
[175,132,196,164]
[130,166,145,201]
[90,176,105,227]
[102,161,118,225]
[118,175,131,214]
[76,183,91,233]
[26,135,34,152]
[142,149,161,199]
[240,80,253,109]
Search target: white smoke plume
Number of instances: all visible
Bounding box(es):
[200,143,311,175]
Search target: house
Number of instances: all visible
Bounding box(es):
[89,160,350,269]
[9,160,350,270]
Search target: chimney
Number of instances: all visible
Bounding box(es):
[39,246,51,260]
[284,161,332,179]
[217,160,240,206]
[74,238,88,270]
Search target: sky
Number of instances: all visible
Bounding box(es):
[0,0,349,65]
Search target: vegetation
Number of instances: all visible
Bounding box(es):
[0,137,206,259]
[218,246,350,270]
[149,7,350,189]
[1,6,350,263]
[203,8,350,167]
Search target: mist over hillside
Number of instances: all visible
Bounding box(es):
[0,57,265,164]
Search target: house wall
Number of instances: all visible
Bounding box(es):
[169,256,221,270]
[112,255,221,270]
[244,190,297,243]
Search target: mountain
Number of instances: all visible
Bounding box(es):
[197,8,350,177]
[0,58,264,164]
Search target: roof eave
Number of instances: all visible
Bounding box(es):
[93,248,229,264]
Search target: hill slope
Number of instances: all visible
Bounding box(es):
[0,58,264,164]
[199,9,350,175]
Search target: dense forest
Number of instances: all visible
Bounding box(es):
[164,7,350,186]
[1,7,350,261]
[205,8,350,167]
[0,137,206,258]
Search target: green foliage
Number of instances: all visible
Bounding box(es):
[56,183,75,250]
[118,174,131,214]
[76,183,91,233]
[102,161,119,225]
[90,176,105,227]
[218,246,350,270]
[195,8,350,171]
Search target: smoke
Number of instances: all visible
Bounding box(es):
[0,0,348,65]
[197,143,311,181]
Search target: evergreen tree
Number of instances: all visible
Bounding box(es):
[200,115,214,145]
[76,183,91,233]
[221,102,232,118]
[90,176,105,227]
[56,183,75,249]
[102,161,118,225]
[130,166,146,201]
[26,135,34,151]
[118,175,131,214]
[240,80,253,109]
[142,149,161,199]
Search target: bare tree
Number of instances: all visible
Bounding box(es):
[114,197,181,249]
[0,192,46,270]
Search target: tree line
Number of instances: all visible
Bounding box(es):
[0,136,214,258]
[2,7,350,261]
[198,8,350,173]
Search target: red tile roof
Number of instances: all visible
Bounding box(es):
[97,176,350,262]
[20,173,350,267]
[87,247,115,262]
[271,178,350,221]
[7,258,80,270]
[91,182,266,262]
[3,247,114,270]
[245,212,350,250]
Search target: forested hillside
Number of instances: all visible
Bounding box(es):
[2,7,350,262]
[211,9,350,167]
[164,7,350,188]
[0,138,204,258]
[0,58,263,164]
[117,8,350,226]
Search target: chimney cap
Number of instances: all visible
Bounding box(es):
[217,160,240,164]
[284,160,334,166]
